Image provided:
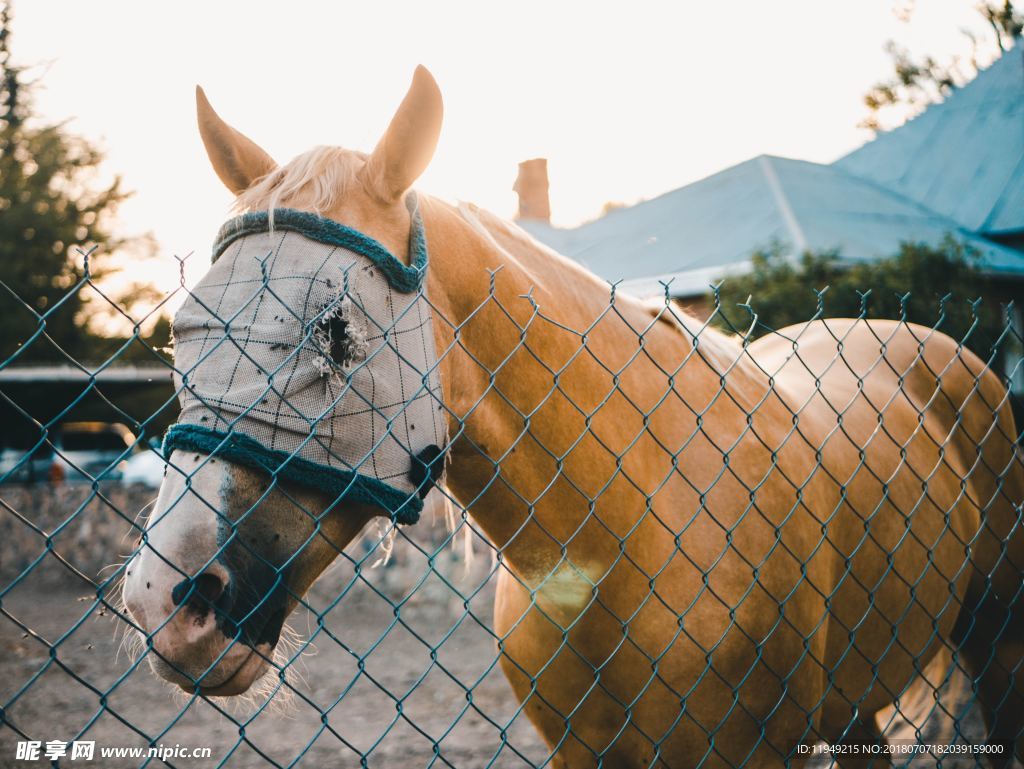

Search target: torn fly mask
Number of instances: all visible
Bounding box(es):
[164,195,447,524]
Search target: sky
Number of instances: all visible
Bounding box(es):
[9,0,996,305]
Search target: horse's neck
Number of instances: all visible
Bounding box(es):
[422,197,762,579]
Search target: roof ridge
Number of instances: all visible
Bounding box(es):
[757,156,809,254]
[570,153,813,231]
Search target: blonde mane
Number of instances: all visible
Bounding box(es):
[234,146,366,216]
[454,201,759,387]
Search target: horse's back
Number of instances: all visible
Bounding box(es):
[754,317,1014,476]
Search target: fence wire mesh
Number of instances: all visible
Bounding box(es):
[1,239,1023,769]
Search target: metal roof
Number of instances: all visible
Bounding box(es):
[836,45,1024,235]
[522,155,1024,297]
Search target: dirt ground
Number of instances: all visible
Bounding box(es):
[0,528,553,769]
[0,529,996,769]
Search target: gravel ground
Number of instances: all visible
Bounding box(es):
[0,528,551,769]
[0,525,998,769]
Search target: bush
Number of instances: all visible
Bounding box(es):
[711,238,1010,364]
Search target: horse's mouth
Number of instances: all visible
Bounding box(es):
[191,647,270,697]
[141,593,286,696]
[148,641,272,697]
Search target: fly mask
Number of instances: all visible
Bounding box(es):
[164,195,447,524]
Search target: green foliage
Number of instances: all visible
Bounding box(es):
[861,1,1022,132]
[0,2,165,365]
[711,238,1008,363]
[981,0,1024,46]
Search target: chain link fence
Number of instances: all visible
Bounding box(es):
[1,237,1023,769]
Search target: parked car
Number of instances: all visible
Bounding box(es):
[48,422,136,484]
[0,442,57,484]
[1,422,156,485]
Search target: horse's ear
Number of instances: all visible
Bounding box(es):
[195,86,277,194]
[362,66,443,203]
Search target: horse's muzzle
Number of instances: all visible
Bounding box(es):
[125,560,281,697]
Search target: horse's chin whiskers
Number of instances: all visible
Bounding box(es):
[108,568,146,666]
[272,622,310,684]
[110,494,160,666]
[367,519,397,568]
[263,629,305,715]
[151,645,296,717]
[427,485,476,575]
[125,497,159,540]
[119,627,146,666]
[231,670,290,716]
[215,647,297,717]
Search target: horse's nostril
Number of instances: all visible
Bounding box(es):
[171,572,227,612]
[194,572,226,604]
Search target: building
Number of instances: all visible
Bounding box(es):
[518,45,1024,306]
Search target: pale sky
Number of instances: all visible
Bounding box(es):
[10,1,997,307]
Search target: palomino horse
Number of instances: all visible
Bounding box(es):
[124,67,1024,767]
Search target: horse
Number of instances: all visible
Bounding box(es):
[123,67,1024,768]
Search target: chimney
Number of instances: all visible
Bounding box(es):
[513,158,551,223]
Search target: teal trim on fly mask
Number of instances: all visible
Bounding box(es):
[211,194,428,293]
[163,424,435,524]
[164,193,446,525]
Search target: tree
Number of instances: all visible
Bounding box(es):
[861,1,1023,132]
[0,1,165,366]
[710,239,1009,365]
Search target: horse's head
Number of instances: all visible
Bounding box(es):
[123,67,447,696]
